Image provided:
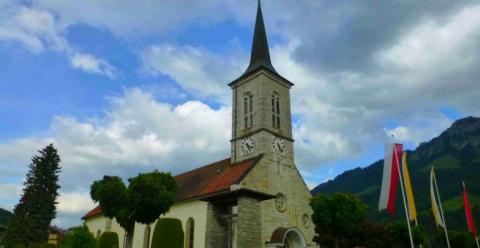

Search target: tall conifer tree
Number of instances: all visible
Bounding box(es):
[4,144,61,247]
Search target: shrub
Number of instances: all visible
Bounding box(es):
[151,218,184,248]
[41,244,56,248]
[98,232,119,248]
[58,225,96,248]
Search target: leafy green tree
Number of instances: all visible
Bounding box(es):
[58,225,96,248]
[386,221,429,247]
[436,229,474,248]
[128,171,177,248]
[348,221,390,248]
[151,218,183,248]
[310,192,368,248]
[90,171,177,248]
[4,145,61,248]
[97,232,119,248]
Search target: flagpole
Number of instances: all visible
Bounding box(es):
[393,145,415,248]
[434,168,450,248]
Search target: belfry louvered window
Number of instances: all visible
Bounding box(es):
[244,92,253,129]
[272,92,280,128]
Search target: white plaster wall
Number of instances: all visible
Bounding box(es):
[85,216,126,247]
[85,200,208,248]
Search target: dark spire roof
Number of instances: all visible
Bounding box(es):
[229,0,292,86]
[243,0,277,75]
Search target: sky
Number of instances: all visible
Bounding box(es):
[1,0,480,228]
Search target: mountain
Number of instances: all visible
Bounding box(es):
[0,208,12,226]
[312,116,480,232]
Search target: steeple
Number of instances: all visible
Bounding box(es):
[244,0,277,75]
[229,0,292,86]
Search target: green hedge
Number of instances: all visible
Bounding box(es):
[27,243,55,248]
[151,218,184,248]
[58,225,96,248]
[41,244,56,248]
[97,232,119,248]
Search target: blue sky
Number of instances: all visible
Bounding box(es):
[1,0,480,227]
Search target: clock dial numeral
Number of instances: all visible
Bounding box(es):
[272,136,285,154]
[240,137,255,155]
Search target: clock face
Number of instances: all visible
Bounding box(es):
[240,136,255,155]
[272,136,285,154]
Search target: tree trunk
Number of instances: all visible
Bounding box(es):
[124,227,135,248]
[334,237,340,248]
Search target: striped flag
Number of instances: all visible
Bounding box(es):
[402,152,417,221]
[463,182,478,237]
[430,167,445,228]
[379,143,403,214]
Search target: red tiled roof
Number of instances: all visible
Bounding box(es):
[82,155,263,220]
[82,205,102,220]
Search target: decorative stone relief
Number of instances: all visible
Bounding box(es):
[274,193,287,212]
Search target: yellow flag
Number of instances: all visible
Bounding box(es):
[430,167,445,228]
[403,152,417,221]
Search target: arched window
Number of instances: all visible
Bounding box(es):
[185,218,195,248]
[243,92,253,129]
[272,92,280,128]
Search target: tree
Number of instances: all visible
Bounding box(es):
[90,171,177,248]
[347,221,390,248]
[151,218,183,248]
[310,192,368,248]
[386,221,429,248]
[4,145,61,247]
[127,171,177,248]
[436,229,474,248]
[58,225,96,248]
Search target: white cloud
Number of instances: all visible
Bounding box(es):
[0,88,231,227]
[57,192,95,215]
[140,44,243,99]
[0,1,118,78]
[0,183,22,200]
[70,52,118,79]
[34,0,254,37]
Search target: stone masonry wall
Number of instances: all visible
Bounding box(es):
[204,203,228,248]
[236,197,262,248]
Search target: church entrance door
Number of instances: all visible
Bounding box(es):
[269,227,307,248]
[283,228,306,248]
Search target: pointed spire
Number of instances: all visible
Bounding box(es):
[243,0,277,75]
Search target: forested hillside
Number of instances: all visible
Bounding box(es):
[312,116,480,232]
[0,208,12,226]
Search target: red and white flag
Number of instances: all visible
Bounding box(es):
[379,143,403,214]
[463,182,478,237]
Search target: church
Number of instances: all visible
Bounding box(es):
[82,2,316,248]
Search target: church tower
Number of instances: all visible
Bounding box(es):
[230,1,294,167]
[229,1,315,247]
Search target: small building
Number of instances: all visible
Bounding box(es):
[48,226,65,245]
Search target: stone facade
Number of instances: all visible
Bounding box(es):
[230,70,316,247]
[204,204,229,248]
[236,197,262,248]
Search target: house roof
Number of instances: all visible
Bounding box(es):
[82,155,263,220]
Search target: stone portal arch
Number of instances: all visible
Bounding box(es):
[267,227,307,248]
